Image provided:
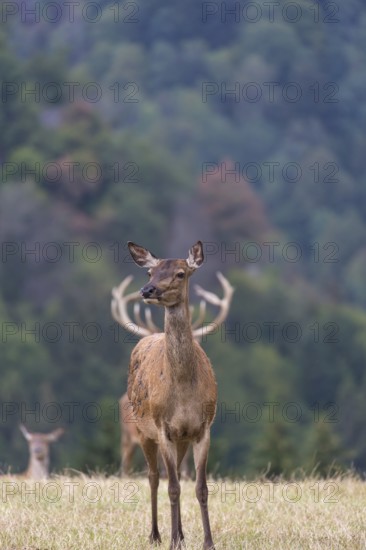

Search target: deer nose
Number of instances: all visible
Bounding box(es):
[141,284,156,299]
[34,447,45,458]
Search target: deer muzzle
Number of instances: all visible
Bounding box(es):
[140,284,160,300]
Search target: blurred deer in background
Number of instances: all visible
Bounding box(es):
[111,241,234,550]
[19,425,64,480]
[113,270,234,480]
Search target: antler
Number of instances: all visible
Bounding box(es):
[192,272,234,340]
[111,272,234,341]
[111,275,152,338]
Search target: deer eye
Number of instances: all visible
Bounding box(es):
[176,272,185,279]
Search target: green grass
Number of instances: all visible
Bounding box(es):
[1,474,366,549]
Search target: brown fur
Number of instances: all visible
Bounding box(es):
[119,392,191,479]
[125,241,217,550]
[128,335,216,442]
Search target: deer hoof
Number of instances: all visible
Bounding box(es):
[149,531,162,545]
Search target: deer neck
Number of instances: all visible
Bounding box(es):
[164,300,195,383]
[28,457,49,480]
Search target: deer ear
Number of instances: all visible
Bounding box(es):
[128,242,160,268]
[186,241,204,269]
[20,424,31,441]
[46,428,65,442]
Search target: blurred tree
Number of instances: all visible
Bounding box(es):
[198,159,271,245]
[304,416,346,477]
[1,0,366,477]
[249,418,299,477]
[0,25,39,158]
[345,249,366,307]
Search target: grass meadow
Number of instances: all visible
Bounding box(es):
[0,473,365,549]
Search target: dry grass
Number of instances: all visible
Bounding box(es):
[1,473,366,549]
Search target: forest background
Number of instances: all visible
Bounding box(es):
[1,0,365,478]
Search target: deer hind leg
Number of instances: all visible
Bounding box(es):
[158,450,167,479]
[180,445,191,481]
[193,430,215,550]
[121,433,136,476]
[140,437,161,545]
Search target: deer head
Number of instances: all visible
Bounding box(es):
[112,245,234,341]
[127,241,204,308]
[20,425,64,479]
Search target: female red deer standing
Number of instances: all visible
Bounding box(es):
[120,241,218,550]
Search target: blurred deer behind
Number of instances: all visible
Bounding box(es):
[18,425,64,480]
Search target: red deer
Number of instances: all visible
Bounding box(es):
[113,271,233,481]
[111,241,234,550]
[19,425,64,480]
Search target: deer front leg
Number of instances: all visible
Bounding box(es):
[140,437,161,545]
[193,431,215,550]
[177,440,190,543]
[160,436,183,550]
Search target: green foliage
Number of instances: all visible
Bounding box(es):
[1,0,366,478]
[303,416,347,477]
